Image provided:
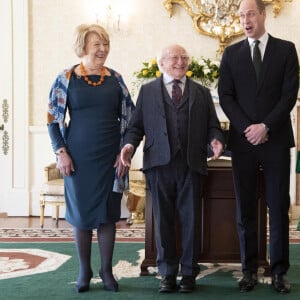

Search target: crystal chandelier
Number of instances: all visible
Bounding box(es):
[163,0,293,54]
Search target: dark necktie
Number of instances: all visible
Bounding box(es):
[171,79,182,106]
[253,40,262,79]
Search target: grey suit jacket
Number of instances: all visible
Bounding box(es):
[218,34,299,152]
[123,76,224,175]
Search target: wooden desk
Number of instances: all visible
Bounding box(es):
[140,162,269,275]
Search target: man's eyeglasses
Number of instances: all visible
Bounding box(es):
[164,56,189,62]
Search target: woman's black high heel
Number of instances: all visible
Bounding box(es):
[75,271,93,293]
[75,283,90,293]
[99,271,119,292]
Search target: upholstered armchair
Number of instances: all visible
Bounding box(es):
[39,162,65,228]
[126,169,146,225]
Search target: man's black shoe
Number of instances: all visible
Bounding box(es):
[238,272,257,292]
[272,274,291,293]
[159,275,177,293]
[178,276,195,293]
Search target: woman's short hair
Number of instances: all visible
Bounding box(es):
[73,24,110,57]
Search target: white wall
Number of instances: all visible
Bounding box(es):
[29,0,300,124]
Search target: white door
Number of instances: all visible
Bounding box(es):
[0,1,13,214]
[0,0,29,216]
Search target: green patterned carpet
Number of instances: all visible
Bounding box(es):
[0,242,300,299]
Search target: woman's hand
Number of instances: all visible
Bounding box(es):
[56,149,75,176]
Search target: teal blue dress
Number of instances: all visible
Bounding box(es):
[64,72,123,229]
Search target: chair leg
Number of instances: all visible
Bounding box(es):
[40,199,45,228]
[55,205,60,227]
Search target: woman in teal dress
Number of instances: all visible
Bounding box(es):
[47,24,134,293]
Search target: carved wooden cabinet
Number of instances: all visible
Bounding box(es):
[140,162,269,275]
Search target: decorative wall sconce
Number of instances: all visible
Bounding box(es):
[96,4,121,32]
[86,0,131,33]
[163,0,293,54]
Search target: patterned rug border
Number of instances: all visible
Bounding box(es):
[0,228,145,243]
[1,225,299,243]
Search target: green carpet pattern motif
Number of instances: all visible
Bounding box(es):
[0,242,300,299]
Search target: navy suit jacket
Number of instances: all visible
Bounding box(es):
[124,76,224,175]
[218,34,299,152]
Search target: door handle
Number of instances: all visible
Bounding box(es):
[1,99,9,154]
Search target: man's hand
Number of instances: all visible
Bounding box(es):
[114,154,129,178]
[120,144,134,167]
[244,123,269,145]
[210,139,223,160]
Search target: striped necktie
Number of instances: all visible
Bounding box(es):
[171,79,182,106]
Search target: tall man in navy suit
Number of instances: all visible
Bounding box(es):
[218,0,299,294]
[121,44,224,293]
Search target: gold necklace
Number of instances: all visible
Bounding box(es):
[79,62,106,86]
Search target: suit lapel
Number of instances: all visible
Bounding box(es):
[182,79,189,103]
[152,77,166,116]
[188,79,196,110]
[257,35,274,90]
[240,39,257,79]
[240,38,272,91]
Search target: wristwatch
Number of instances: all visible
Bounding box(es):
[55,148,67,156]
[262,123,269,133]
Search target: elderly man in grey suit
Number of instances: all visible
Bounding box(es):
[121,44,224,293]
[218,0,299,294]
